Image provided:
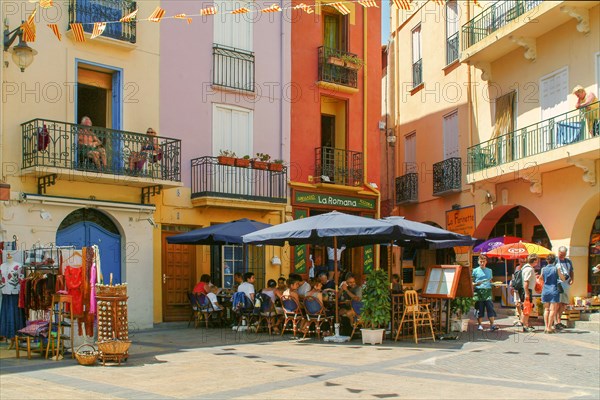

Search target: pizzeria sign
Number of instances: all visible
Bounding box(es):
[294,191,375,210]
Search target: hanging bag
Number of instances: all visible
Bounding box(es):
[534,273,544,293]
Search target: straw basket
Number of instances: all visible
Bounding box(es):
[96,284,127,297]
[97,339,131,355]
[75,344,99,366]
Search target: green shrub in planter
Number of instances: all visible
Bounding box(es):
[361,269,391,329]
[450,296,475,318]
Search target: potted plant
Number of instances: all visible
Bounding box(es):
[217,150,236,166]
[341,54,365,70]
[235,155,251,167]
[269,159,284,172]
[252,152,270,170]
[360,269,391,345]
[326,55,345,67]
[450,296,474,332]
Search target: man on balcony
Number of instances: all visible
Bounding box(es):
[78,116,107,170]
[573,85,599,138]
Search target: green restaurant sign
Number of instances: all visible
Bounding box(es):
[294,191,375,210]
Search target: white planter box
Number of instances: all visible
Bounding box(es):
[361,328,385,345]
[450,318,470,332]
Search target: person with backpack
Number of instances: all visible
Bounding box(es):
[519,254,539,332]
[510,261,524,326]
[472,255,498,331]
[555,246,574,330]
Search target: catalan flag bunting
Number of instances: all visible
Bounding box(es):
[294,3,314,13]
[21,9,37,42]
[231,7,250,14]
[70,23,85,42]
[174,13,187,19]
[187,18,193,24]
[393,0,412,10]
[432,0,446,5]
[261,3,282,13]
[358,0,378,7]
[39,0,53,8]
[148,7,166,22]
[200,6,218,15]
[91,22,106,39]
[120,9,138,22]
[330,2,350,15]
[473,0,482,8]
[47,23,61,41]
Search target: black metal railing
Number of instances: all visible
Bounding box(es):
[21,119,181,181]
[191,157,287,203]
[433,157,462,195]
[412,59,423,87]
[314,146,363,186]
[461,0,542,50]
[446,32,459,65]
[318,46,359,89]
[467,102,599,174]
[395,173,418,204]
[212,44,255,92]
[69,0,136,43]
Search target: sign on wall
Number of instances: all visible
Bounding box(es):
[294,191,376,210]
[293,209,308,274]
[446,206,476,255]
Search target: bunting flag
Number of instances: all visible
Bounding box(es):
[200,6,218,15]
[231,7,250,14]
[330,2,350,15]
[21,9,37,42]
[91,22,106,39]
[473,0,482,8]
[174,13,187,19]
[148,7,166,22]
[40,0,53,8]
[392,0,412,10]
[294,3,314,14]
[261,3,282,13]
[47,23,61,41]
[187,18,193,24]
[358,0,378,7]
[432,0,446,5]
[70,23,86,42]
[120,9,138,22]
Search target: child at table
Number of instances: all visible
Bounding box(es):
[206,285,223,311]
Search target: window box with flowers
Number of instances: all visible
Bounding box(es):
[252,153,270,170]
[218,150,236,166]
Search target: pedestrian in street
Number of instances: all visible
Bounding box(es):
[511,260,523,326]
[520,254,539,332]
[554,246,574,330]
[541,254,566,333]
[472,255,498,331]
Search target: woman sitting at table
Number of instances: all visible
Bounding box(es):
[262,279,283,305]
[193,274,211,294]
[282,275,301,303]
[306,280,323,303]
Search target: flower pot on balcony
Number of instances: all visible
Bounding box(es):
[0,183,10,201]
[235,158,250,168]
[268,163,283,172]
[217,156,236,166]
[326,56,345,67]
[344,60,362,70]
[252,160,269,170]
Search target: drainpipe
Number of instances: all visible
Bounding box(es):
[466,1,475,196]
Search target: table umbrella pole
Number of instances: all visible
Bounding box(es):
[388,241,393,285]
[334,236,339,327]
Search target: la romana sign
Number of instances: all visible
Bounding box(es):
[294,190,376,210]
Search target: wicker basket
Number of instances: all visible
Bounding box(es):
[97,339,131,355]
[75,344,99,366]
[96,284,127,297]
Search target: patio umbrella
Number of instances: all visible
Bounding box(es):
[485,241,552,285]
[473,236,522,254]
[166,218,272,245]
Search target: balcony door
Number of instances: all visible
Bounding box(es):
[540,67,569,152]
[443,111,459,159]
[323,12,346,51]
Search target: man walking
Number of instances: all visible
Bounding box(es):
[520,254,539,332]
[472,255,498,331]
[555,246,574,330]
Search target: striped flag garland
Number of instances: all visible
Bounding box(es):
[70,23,85,42]
[91,22,106,39]
[120,9,138,22]
[187,18,193,24]
[148,7,166,22]
[39,0,53,8]
[174,13,187,19]
[21,9,37,42]
[47,23,61,41]
[392,0,412,10]
[231,7,250,14]
[432,0,446,5]
[200,6,218,16]
[473,0,482,8]
[294,3,314,14]
[358,0,378,7]
[261,3,282,13]
[330,2,351,15]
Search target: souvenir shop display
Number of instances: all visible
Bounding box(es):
[0,251,26,340]
[96,274,130,366]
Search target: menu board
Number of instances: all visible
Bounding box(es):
[422,265,473,299]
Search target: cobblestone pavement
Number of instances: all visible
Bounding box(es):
[1,315,598,399]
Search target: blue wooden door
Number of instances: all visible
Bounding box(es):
[56,221,122,283]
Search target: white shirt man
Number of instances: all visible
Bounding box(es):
[237,273,256,301]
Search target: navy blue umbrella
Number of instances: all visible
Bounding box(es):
[383,216,473,242]
[167,218,272,245]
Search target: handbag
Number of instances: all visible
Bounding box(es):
[557,281,564,294]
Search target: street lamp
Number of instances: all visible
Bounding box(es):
[4,19,37,72]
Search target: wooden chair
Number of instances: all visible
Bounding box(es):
[395,290,435,344]
[256,295,279,335]
[280,295,304,337]
[349,300,364,340]
[303,297,332,339]
[187,292,202,328]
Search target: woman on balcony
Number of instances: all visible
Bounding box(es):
[573,85,599,138]
[128,127,160,173]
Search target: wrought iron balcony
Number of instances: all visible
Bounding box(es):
[212,44,255,92]
[433,157,462,196]
[412,59,423,87]
[461,0,542,50]
[467,102,599,174]
[446,32,459,65]
[318,46,359,89]
[69,0,136,43]
[395,173,418,205]
[314,147,363,187]
[21,119,181,182]
[191,157,287,203]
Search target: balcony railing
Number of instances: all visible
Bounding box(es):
[191,157,287,203]
[212,44,255,92]
[461,0,542,50]
[412,59,423,87]
[467,102,599,174]
[318,46,358,89]
[314,147,363,186]
[69,0,136,43]
[433,157,462,196]
[395,173,418,204]
[446,32,459,65]
[21,119,181,181]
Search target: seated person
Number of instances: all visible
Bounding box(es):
[282,275,301,303]
[193,274,211,294]
[391,273,403,294]
[232,272,244,292]
[206,285,223,311]
[129,127,161,172]
[306,280,323,303]
[290,273,310,298]
[317,271,335,290]
[78,116,107,169]
[237,272,256,302]
[277,277,287,292]
[262,279,283,307]
[339,273,362,303]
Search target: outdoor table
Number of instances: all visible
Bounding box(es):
[217,294,233,323]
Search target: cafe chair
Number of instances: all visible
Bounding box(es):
[197,293,223,328]
[303,297,332,339]
[395,290,436,344]
[281,295,305,337]
[349,300,364,340]
[232,292,255,328]
[255,295,279,335]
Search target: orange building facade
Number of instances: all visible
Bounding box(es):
[289,1,382,281]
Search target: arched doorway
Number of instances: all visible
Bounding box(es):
[56,209,122,283]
